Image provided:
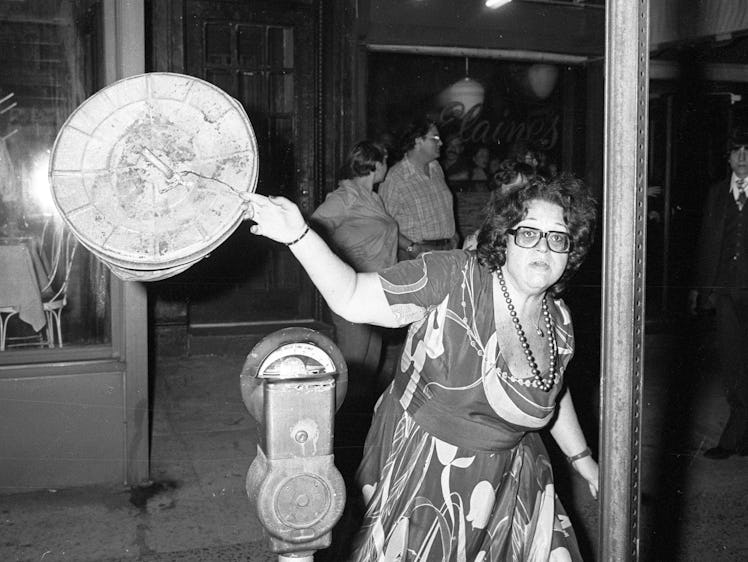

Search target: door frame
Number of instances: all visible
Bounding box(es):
[0,0,149,492]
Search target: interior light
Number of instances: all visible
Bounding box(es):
[28,149,56,216]
[438,57,485,116]
[485,0,512,8]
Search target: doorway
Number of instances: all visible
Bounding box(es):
[151,0,322,351]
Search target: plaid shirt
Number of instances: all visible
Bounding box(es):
[379,157,456,242]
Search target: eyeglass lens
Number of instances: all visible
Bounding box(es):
[511,226,570,253]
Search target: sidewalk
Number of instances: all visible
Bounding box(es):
[1,334,747,561]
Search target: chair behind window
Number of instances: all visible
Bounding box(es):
[41,227,78,348]
[39,218,66,297]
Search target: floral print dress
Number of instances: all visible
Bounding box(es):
[349,250,582,561]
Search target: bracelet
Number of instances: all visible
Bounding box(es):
[286,225,310,246]
[566,447,592,464]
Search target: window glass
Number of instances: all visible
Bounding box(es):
[232,24,295,196]
[0,1,110,354]
[206,22,232,66]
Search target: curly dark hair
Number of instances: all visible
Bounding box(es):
[491,159,535,190]
[340,140,388,180]
[476,173,598,295]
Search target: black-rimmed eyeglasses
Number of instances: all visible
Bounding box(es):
[506,226,571,253]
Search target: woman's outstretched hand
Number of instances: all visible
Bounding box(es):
[242,193,307,245]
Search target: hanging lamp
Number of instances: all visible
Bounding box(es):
[439,57,485,116]
[526,63,560,100]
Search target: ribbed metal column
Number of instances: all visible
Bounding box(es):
[599,0,649,560]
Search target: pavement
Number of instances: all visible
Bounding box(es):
[1,324,748,561]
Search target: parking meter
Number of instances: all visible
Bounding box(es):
[240,327,347,561]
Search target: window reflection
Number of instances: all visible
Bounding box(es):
[0,0,110,353]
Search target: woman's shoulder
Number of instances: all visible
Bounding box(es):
[312,184,355,217]
[382,249,471,281]
[426,248,491,270]
[418,249,493,286]
[379,250,480,312]
[549,296,573,327]
[421,248,472,267]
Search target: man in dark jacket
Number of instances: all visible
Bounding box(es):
[690,128,748,459]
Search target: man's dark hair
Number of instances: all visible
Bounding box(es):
[399,117,437,154]
[729,127,748,150]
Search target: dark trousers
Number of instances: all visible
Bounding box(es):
[714,291,748,451]
[331,312,383,405]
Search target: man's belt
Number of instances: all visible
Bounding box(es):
[420,238,455,251]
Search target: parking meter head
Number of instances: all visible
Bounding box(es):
[239,327,348,422]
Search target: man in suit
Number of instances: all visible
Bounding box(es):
[690,128,748,459]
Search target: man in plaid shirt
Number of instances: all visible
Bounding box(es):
[379,117,458,261]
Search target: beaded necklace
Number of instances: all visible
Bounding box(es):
[495,268,559,392]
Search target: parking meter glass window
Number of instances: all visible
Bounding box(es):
[258,342,337,379]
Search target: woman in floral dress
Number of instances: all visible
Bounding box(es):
[243,174,599,561]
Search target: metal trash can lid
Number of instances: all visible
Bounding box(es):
[49,72,258,280]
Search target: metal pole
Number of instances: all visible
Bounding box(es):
[662,95,673,312]
[600,0,649,560]
[367,43,588,65]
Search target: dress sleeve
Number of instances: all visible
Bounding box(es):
[551,297,576,372]
[377,250,468,325]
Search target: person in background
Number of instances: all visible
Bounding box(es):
[375,130,398,168]
[690,128,748,459]
[507,140,540,172]
[536,150,558,179]
[242,173,599,560]
[439,132,471,186]
[490,158,535,194]
[488,151,503,178]
[380,117,459,260]
[463,159,535,251]
[469,143,491,191]
[310,140,397,403]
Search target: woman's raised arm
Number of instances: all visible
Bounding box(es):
[243,193,399,327]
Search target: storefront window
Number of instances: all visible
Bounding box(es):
[0,0,110,353]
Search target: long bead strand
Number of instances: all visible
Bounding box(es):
[496,269,559,392]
